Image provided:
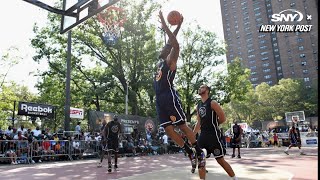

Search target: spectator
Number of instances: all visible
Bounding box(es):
[273,132,279,147]
[32,126,42,138]
[13,131,27,140]
[75,122,81,134]
[9,128,18,139]
[6,142,18,165]
[5,126,13,136]
[162,133,169,154]
[17,125,27,135]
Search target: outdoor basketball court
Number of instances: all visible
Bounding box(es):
[0,147,317,180]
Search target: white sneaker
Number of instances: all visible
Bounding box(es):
[38,160,42,163]
[97,162,102,167]
[31,160,35,164]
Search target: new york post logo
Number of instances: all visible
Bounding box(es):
[259,9,312,33]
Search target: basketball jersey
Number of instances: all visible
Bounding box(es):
[232,124,241,138]
[106,121,121,139]
[197,98,219,134]
[154,58,176,95]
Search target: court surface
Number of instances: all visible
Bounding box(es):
[0,147,317,180]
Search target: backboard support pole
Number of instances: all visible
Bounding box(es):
[64,31,72,132]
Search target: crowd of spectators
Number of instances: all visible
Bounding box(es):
[0,124,183,165]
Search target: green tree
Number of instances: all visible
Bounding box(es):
[176,25,225,122]
[30,0,164,131]
[0,83,36,129]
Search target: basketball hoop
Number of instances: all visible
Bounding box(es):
[97,3,126,46]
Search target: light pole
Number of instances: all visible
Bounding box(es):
[125,81,129,115]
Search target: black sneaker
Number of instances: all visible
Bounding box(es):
[198,149,207,169]
[237,155,241,158]
[114,164,118,170]
[284,151,289,155]
[231,154,235,158]
[188,151,197,173]
[108,165,112,172]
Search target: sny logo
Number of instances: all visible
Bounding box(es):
[271,9,303,22]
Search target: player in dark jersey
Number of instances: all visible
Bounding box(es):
[231,121,243,158]
[193,84,238,180]
[284,122,306,155]
[97,119,107,167]
[154,10,205,172]
[105,115,121,172]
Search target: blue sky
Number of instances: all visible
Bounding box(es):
[0,0,225,93]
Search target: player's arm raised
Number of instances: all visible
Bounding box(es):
[158,10,179,71]
[211,100,226,124]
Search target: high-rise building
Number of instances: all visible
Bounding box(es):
[220,0,318,88]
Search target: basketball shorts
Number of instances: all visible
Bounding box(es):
[198,132,226,159]
[107,138,119,152]
[231,136,241,148]
[156,92,186,128]
[290,138,301,146]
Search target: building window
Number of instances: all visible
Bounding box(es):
[250,66,257,70]
[274,49,279,52]
[303,77,310,82]
[251,71,257,75]
[249,60,255,64]
[277,67,282,71]
[261,52,268,56]
[260,40,266,44]
[264,75,271,79]
[261,57,269,61]
[263,62,270,67]
[263,69,271,73]
[248,49,255,53]
[301,61,307,66]
[303,69,308,74]
[251,78,258,81]
[260,45,267,49]
[297,38,303,42]
[300,54,306,58]
[298,46,304,50]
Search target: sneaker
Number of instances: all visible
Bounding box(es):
[198,149,207,168]
[188,149,197,173]
[31,160,35,164]
[114,164,118,169]
[300,152,306,155]
[237,155,241,158]
[38,160,42,163]
[97,162,102,168]
[284,151,289,155]
[231,154,235,158]
[108,165,112,172]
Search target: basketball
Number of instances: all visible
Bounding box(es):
[167,10,181,25]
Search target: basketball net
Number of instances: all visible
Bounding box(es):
[97,4,126,46]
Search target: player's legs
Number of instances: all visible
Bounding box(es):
[216,157,236,178]
[164,125,188,149]
[237,147,241,158]
[107,151,112,172]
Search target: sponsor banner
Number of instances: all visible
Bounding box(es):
[18,101,54,118]
[70,107,84,119]
[88,110,158,133]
